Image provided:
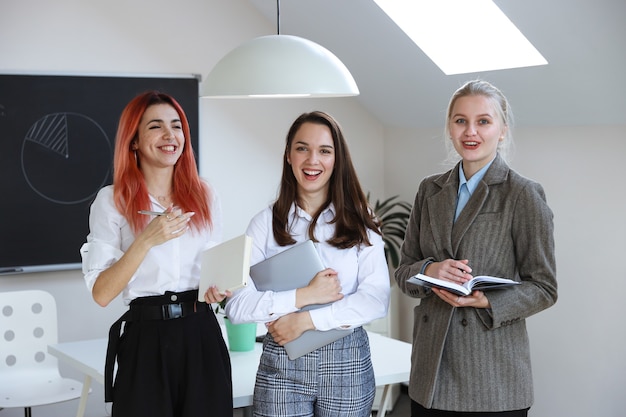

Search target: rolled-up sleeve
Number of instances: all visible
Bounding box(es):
[80,186,129,292]
[80,241,125,291]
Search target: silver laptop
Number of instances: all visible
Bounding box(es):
[249,240,353,359]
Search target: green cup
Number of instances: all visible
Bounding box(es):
[224,318,257,352]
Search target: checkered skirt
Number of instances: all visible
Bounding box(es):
[253,326,375,417]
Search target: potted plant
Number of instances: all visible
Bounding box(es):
[368,194,412,269]
[214,299,257,352]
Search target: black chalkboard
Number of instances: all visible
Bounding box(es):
[0,73,199,274]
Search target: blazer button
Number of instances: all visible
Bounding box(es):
[461,319,468,327]
[422,315,429,323]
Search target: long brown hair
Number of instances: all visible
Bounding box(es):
[112,91,212,234]
[272,111,381,249]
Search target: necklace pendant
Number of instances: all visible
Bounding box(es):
[151,193,172,207]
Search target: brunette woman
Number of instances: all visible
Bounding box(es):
[208,111,390,417]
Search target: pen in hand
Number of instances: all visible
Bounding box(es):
[138,210,168,216]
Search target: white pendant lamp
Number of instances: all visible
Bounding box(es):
[202,1,359,98]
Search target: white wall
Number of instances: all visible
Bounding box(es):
[2,0,623,416]
[0,1,384,416]
[384,125,626,417]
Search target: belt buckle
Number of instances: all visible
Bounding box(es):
[162,303,183,320]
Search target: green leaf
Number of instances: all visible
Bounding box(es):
[367,193,412,269]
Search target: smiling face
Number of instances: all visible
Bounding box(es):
[449,95,507,178]
[287,122,335,208]
[133,103,185,171]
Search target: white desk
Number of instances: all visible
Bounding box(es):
[49,330,410,417]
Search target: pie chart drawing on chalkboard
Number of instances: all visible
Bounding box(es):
[21,112,112,205]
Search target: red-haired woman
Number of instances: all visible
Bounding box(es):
[80,91,232,417]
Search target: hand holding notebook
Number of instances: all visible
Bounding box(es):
[408,273,520,296]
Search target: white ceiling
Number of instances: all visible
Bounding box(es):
[247,0,626,129]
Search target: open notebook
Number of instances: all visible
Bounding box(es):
[250,240,353,360]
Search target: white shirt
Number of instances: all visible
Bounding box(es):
[225,204,390,331]
[80,184,222,305]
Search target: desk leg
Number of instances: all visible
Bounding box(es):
[376,384,391,417]
[76,375,92,417]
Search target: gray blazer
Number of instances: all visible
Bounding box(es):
[395,154,557,412]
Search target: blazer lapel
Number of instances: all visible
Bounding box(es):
[451,182,489,253]
[451,154,509,255]
[427,166,459,259]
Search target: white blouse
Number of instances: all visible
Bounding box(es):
[225,204,390,331]
[80,184,222,305]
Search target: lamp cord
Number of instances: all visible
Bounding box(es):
[276,0,280,35]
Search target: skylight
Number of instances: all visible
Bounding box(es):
[372,0,548,75]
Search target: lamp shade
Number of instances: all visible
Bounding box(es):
[202,35,359,98]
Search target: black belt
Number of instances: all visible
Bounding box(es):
[129,300,209,321]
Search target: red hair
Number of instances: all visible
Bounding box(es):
[112,91,212,234]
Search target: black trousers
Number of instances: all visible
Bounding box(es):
[110,290,232,417]
[411,400,529,417]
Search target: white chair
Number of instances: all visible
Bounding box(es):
[0,289,83,417]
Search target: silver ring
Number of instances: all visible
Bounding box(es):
[166,215,172,220]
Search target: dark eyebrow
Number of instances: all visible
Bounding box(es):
[294,140,334,149]
[147,118,182,124]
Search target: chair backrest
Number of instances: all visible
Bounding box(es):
[0,289,60,377]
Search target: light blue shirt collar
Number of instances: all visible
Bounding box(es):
[458,156,496,196]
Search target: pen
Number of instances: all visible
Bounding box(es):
[138,210,167,216]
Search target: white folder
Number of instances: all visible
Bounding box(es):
[198,234,252,301]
